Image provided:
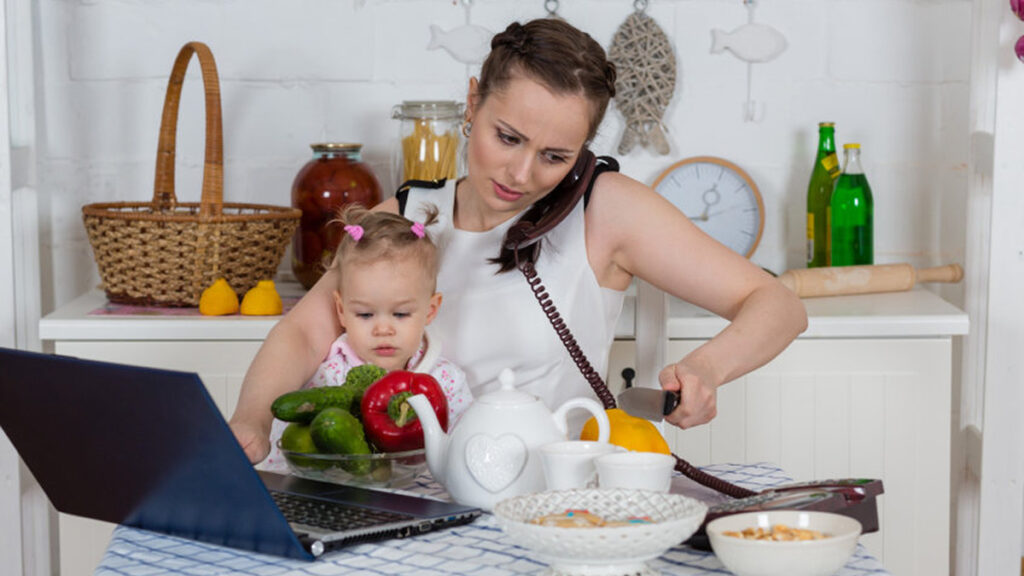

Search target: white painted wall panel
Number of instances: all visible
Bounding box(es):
[666,337,953,575]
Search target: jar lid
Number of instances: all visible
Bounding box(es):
[310,143,362,152]
[392,100,464,120]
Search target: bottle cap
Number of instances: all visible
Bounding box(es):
[819,122,835,127]
[844,143,861,149]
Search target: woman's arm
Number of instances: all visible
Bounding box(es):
[586,172,807,429]
[228,270,342,463]
[229,198,402,463]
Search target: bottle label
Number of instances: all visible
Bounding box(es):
[826,206,832,264]
[822,153,840,179]
[806,213,814,263]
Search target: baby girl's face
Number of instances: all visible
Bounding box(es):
[335,256,440,373]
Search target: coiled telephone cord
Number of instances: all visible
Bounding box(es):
[516,255,756,500]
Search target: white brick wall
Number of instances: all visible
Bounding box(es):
[31,0,973,310]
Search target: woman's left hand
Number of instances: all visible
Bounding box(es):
[658,360,719,429]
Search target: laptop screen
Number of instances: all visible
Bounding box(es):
[0,348,311,559]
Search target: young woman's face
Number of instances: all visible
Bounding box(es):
[463,75,592,219]
[334,256,441,373]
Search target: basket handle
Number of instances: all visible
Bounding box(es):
[153,41,224,217]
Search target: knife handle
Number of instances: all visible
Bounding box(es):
[663,391,680,415]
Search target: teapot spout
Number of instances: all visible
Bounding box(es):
[407,393,448,485]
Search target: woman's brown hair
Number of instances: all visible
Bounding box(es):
[476,19,617,272]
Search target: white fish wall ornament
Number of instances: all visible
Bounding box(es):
[710,22,787,63]
[427,24,494,65]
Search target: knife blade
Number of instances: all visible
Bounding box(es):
[616,387,680,421]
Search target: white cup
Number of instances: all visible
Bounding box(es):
[594,451,676,493]
[539,440,622,491]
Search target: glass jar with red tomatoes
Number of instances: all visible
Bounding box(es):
[291,143,382,289]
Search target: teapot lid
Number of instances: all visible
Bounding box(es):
[477,369,538,406]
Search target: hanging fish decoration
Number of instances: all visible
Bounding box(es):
[427,24,494,65]
[710,22,787,63]
[608,10,677,156]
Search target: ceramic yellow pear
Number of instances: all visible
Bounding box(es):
[241,280,283,316]
[198,278,240,316]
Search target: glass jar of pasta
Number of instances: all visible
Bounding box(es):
[391,100,464,185]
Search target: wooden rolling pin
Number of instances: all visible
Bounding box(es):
[778,263,963,298]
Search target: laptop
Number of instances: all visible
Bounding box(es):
[0,347,481,560]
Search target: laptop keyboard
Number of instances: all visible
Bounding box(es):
[271,491,413,532]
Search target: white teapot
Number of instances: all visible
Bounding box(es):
[407,369,610,511]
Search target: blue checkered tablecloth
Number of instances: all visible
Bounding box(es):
[95,463,891,576]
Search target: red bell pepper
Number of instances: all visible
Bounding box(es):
[360,370,448,453]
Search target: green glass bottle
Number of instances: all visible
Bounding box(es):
[806,122,840,268]
[830,143,873,266]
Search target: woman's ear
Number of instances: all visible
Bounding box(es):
[465,77,480,121]
[332,290,346,329]
[425,292,443,325]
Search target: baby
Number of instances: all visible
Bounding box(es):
[263,205,472,470]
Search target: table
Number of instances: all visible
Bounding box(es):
[94,463,891,576]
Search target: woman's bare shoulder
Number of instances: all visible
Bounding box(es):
[374,197,400,214]
[587,170,663,222]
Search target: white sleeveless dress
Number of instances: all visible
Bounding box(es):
[404,180,625,434]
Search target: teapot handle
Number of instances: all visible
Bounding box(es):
[552,398,610,443]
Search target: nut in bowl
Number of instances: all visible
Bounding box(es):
[493,488,707,576]
[279,443,426,488]
[706,510,862,576]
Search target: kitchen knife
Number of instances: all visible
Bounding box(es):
[616,387,680,421]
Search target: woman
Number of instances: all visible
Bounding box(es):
[229,18,807,465]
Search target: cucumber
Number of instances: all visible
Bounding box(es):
[310,407,372,475]
[271,386,356,424]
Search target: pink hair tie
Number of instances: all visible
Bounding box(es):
[344,225,364,242]
[410,221,426,239]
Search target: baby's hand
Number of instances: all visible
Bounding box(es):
[229,419,270,464]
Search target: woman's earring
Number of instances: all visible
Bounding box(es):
[462,121,472,138]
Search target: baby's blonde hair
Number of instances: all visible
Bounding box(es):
[331,205,441,289]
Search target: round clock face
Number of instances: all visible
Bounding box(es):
[652,156,765,258]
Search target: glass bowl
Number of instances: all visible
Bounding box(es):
[706,510,861,576]
[278,443,427,488]
[493,488,707,576]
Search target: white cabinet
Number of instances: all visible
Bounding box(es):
[655,289,967,576]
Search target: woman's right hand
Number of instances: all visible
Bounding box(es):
[230,418,271,464]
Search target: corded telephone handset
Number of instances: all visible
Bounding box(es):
[502,148,883,547]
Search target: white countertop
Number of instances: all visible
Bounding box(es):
[665,287,969,339]
[40,285,966,342]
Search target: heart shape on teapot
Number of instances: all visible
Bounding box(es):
[465,433,528,493]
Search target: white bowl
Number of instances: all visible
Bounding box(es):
[493,488,707,576]
[707,510,861,576]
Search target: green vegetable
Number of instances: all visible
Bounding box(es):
[279,422,329,470]
[310,407,372,475]
[342,364,387,414]
[271,386,356,423]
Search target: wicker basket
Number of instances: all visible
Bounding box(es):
[82,42,300,307]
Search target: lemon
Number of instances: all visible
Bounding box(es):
[280,422,318,453]
[198,278,240,316]
[240,280,283,316]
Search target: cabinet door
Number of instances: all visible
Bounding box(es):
[664,337,952,576]
[52,340,262,576]
[605,339,636,396]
